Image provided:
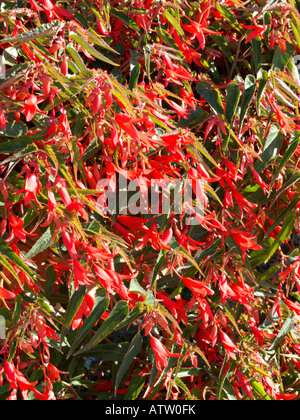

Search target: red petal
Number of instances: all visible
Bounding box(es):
[0,287,16,300]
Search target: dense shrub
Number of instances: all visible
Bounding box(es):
[1,0,300,400]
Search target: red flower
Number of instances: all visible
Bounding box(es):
[71,293,95,329]
[19,94,45,122]
[182,18,222,50]
[228,229,262,263]
[14,173,41,206]
[115,114,140,142]
[46,363,67,383]
[0,107,6,130]
[62,230,80,260]
[0,287,15,300]
[219,330,243,360]
[73,259,94,290]
[150,336,182,371]
[182,277,214,297]
[241,23,268,43]
[4,361,44,400]
[285,298,300,316]
[6,215,36,243]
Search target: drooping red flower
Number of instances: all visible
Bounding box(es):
[182,17,222,50]
[19,94,45,122]
[6,215,36,243]
[0,107,6,130]
[14,173,41,206]
[73,259,94,290]
[182,277,215,297]
[227,229,262,263]
[150,336,182,371]
[219,330,243,360]
[0,287,15,300]
[46,363,67,384]
[71,293,95,330]
[115,114,140,142]
[241,23,269,43]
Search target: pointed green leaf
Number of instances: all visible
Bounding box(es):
[67,295,109,358]
[69,33,119,66]
[74,300,129,355]
[0,240,36,281]
[271,44,295,71]
[239,75,256,133]
[129,57,141,91]
[263,212,296,263]
[264,194,300,237]
[211,34,234,63]
[114,332,143,395]
[60,286,86,345]
[196,81,224,115]
[124,375,145,400]
[0,121,28,137]
[115,302,146,331]
[66,44,88,73]
[163,10,184,36]
[252,37,261,74]
[254,124,283,173]
[225,82,241,124]
[269,316,295,350]
[271,131,300,183]
[257,70,268,115]
[0,136,32,153]
[110,9,139,32]
[25,227,52,260]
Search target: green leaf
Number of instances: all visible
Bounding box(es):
[257,70,268,115]
[74,300,129,355]
[25,227,52,260]
[250,380,272,400]
[271,44,295,71]
[252,37,261,74]
[60,286,86,345]
[254,124,283,173]
[163,9,184,36]
[67,294,109,358]
[0,121,28,137]
[263,212,296,263]
[81,138,102,162]
[0,239,37,282]
[114,332,143,395]
[225,82,241,124]
[44,265,57,299]
[269,316,295,350]
[271,131,300,183]
[0,136,32,153]
[69,33,119,66]
[115,302,146,331]
[78,342,130,361]
[239,75,256,133]
[66,44,88,74]
[211,34,234,63]
[155,28,184,55]
[124,375,145,400]
[0,20,62,45]
[221,379,237,400]
[129,57,141,91]
[264,194,300,237]
[177,107,208,129]
[110,9,139,32]
[215,3,245,35]
[196,81,224,115]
